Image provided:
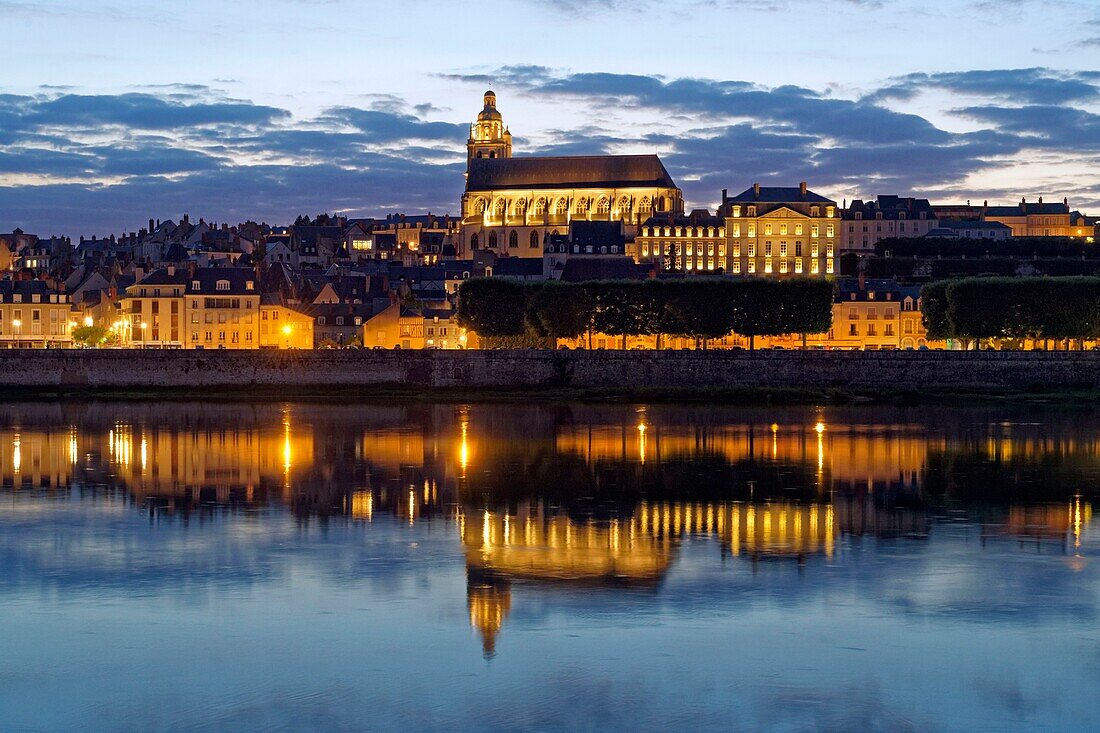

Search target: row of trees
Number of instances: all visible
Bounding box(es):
[874,236,1099,260]
[457,278,834,349]
[922,277,1100,347]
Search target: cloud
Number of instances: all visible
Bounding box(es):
[2,65,1100,236]
[873,68,1100,105]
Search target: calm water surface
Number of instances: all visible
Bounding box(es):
[1,400,1099,732]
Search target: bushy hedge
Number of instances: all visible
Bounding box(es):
[921,277,1100,342]
[457,277,835,346]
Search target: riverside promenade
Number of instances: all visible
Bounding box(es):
[0,349,1098,393]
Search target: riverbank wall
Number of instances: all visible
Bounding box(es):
[0,349,1097,394]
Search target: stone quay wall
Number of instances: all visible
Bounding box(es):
[0,349,1097,392]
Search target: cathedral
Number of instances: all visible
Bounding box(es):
[459,91,684,258]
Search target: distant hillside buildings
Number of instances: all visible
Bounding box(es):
[0,90,1097,352]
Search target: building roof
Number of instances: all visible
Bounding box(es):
[569,221,626,247]
[0,279,66,301]
[491,258,544,278]
[986,202,1070,217]
[725,185,834,204]
[466,155,678,192]
[938,219,1012,230]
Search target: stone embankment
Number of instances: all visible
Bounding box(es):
[0,349,1097,393]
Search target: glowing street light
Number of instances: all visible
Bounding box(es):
[83,316,94,327]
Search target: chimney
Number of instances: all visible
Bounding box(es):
[721,188,728,202]
[799,181,808,198]
[167,265,175,277]
[858,270,866,292]
[149,218,155,233]
[1064,197,1069,207]
[183,214,190,225]
[753,183,761,199]
[187,260,197,278]
[1038,196,1043,205]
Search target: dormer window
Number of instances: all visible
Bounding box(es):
[747,206,757,217]
[191,280,200,290]
[855,212,862,220]
[216,280,229,291]
[868,292,875,300]
[732,206,741,218]
[246,281,254,291]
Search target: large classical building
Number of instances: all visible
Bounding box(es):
[719,183,839,276]
[841,195,937,253]
[984,197,1074,237]
[459,91,683,259]
[633,183,838,276]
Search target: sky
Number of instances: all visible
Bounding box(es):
[1,0,1099,236]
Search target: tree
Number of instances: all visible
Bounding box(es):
[72,325,118,348]
[780,279,834,348]
[662,279,739,349]
[920,281,952,340]
[590,281,646,349]
[456,278,533,337]
[526,281,593,343]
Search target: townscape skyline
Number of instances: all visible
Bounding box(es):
[2,0,1099,237]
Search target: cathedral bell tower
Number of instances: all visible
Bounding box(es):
[467,90,512,165]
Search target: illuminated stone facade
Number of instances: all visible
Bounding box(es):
[0,280,73,348]
[985,197,1074,237]
[841,196,937,253]
[721,183,837,276]
[125,267,261,349]
[460,92,683,259]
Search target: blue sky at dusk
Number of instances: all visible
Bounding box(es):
[2,0,1099,235]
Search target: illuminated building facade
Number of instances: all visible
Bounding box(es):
[459,91,683,259]
[259,299,314,349]
[0,280,73,348]
[984,197,1075,237]
[632,210,726,273]
[125,266,261,349]
[720,183,838,276]
[841,196,937,253]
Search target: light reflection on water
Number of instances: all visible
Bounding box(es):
[0,401,1099,731]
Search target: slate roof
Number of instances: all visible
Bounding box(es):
[491,258,544,278]
[986,203,1070,216]
[466,155,677,191]
[725,185,834,204]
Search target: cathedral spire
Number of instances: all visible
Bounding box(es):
[468,90,512,164]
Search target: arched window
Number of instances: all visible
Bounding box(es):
[470,233,479,250]
[597,197,610,215]
[509,230,518,248]
[473,198,486,215]
[555,198,569,216]
[535,198,547,216]
[493,198,506,219]
[576,198,589,214]
[639,197,652,213]
[617,196,631,212]
[530,231,539,248]
[488,231,498,249]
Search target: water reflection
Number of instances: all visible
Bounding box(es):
[1,401,1099,729]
